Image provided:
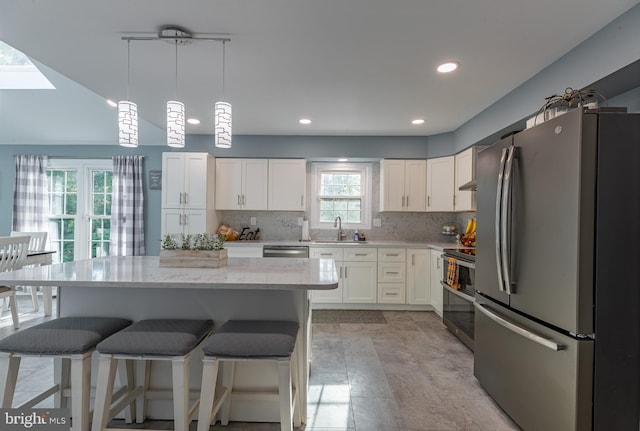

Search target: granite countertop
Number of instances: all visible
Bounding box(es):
[0,256,339,291]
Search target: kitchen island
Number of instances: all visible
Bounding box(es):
[0,256,338,424]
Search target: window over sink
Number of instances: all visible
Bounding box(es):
[310,162,372,230]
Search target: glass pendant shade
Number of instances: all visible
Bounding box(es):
[215,101,232,148]
[167,100,185,148]
[118,101,138,148]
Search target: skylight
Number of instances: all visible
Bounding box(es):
[0,40,55,89]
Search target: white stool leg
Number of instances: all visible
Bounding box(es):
[277,358,293,431]
[8,293,19,329]
[42,286,53,316]
[117,359,136,423]
[91,355,117,431]
[30,287,39,311]
[0,355,20,408]
[70,353,92,431]
[171,357,190,431]
[220,361,235,426]
[197,358,220,431]
[135,360,150,423]
[58,358,70,408]
[291,351,301,428]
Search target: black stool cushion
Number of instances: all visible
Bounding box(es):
[97,319,213,356]
[0,317,132,355]
[203,320,299,358]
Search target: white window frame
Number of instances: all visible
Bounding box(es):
[310,162,372,230]
[47,159,112,261]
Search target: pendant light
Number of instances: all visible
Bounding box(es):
[118,40,138,148]
[215,40,232,148]
[167,38,185,148]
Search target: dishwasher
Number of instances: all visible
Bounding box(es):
[262,245,309,258]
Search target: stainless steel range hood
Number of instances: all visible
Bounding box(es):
[458,179,477,191]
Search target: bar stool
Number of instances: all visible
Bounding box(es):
[0,316,133,431]
[91,319,214,431]
[196,320,301,431]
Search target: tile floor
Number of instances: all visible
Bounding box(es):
[1,296,520,430]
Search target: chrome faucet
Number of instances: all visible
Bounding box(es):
[334,216,346,241]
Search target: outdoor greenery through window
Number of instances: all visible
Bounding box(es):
[47,160,112,263]
[311,162,371,229]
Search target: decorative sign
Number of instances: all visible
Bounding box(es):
[148,170,162,189]
[238,227,260,241]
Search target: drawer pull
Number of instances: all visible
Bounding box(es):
[386,271,399,275]
[320,253,333,256]
[386,253,400,257]
[386,292,399,296]
[355,253,368,256]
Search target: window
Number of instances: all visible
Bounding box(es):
[311,163,372,229]
[47,160,112,262]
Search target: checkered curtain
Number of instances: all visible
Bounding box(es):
[12,155,49,232]
[111,156,145,256]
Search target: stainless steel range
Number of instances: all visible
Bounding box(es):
[442,248,475,351]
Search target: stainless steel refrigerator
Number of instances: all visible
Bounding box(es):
[474,107,640,431]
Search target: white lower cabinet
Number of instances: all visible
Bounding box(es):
[161,209,213,236]
[310,248,344,303]
[430,249,444,316]
[406,249,430,305]
[377,248,406,304]
[343,248,377,304]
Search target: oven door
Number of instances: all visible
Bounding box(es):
[442,282,475,351]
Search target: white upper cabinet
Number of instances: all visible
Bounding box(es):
[426,156,455,212]
[216,159,268,210]
[454,147,477,212]
[268,159,306,211]
[162,152,214,210]
[160,152,216,236]
[380,159,426,212]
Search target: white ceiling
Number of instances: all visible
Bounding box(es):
[0,0,639,145]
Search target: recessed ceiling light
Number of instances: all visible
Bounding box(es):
[299,118,312,125]
[107,99,117,108]
[437,62,459,73]
[411,119,425,125]
[338,158,349,162]
[187,118,200,125]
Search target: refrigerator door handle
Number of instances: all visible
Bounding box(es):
[501,145,516,295]
[495,147,509,292]
[474,302,565,351]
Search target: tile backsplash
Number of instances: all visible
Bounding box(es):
[217,210,462,242]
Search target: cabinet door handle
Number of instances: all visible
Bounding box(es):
[237,194,241,206]
[386,271,399,275]
[406,195,409,207]
[437,257,441,269]
[184,214,188,225]
[178,214,183,225]
[300,195,304,207]
[386,253,399,257]
[412,255,415,266]
[179,192,183,204]
[339,266,343,279]
[355,253,367,256]
[344,267,348,278]
[386,292,399,296]
[401,195,405,207]
[427,195,431,206]
[184,193,188,205]
[453,195,455,207]
[320,253,333,256]
[242,195,246,205]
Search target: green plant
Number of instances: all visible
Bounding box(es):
[161,233,225,251]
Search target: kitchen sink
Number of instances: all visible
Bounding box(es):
[312,240,368,245]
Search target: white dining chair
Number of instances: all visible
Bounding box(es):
[10,231,51,315]
[0,236,30,329]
